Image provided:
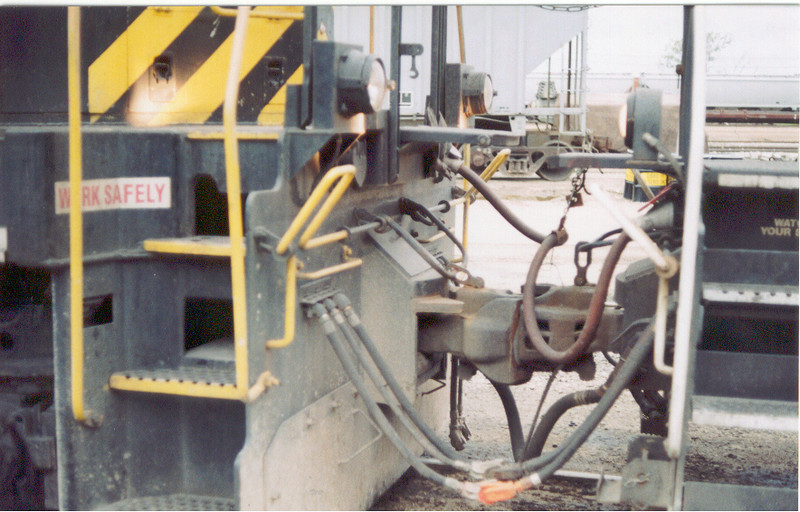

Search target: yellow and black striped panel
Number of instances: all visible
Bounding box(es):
[86,6,304,126]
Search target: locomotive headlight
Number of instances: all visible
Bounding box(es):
[337,49,387,117]
[462,71,494,116]
[621,88,662,160]
[618,101,628,140]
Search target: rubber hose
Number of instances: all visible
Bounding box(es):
[532,325,654,483]
[522,232,631,365]
[456,164,548,244]
[324,300,469,472]
[490,380,525,462]
[523,389,602,460]
[490,322,654,479]
[332,294,462,461]
[312,304,462,493]
[523,317,654,460]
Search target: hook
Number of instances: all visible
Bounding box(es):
[409,57,419,79]
[399,43,423,80]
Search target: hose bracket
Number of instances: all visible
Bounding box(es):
[253,226,294,259]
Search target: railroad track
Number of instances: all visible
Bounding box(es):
[705,124,799,157]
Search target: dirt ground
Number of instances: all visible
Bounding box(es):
[371,169,798,510]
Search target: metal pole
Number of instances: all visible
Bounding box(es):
[579,24,588,138]
[667,5,706,509]
[429,6,447,120]
[389,6,401,182]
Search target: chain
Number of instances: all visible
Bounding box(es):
[558,168,588,231]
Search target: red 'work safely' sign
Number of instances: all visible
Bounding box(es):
[55,177,171,214]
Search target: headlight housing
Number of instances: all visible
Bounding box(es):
[462,70,494,117]
[337,49,387,117]
[621,88,662,160]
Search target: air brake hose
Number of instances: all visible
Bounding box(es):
[478,324,655,504]
[520,324,653,478]
[490,380,525,462]
[322,300,471,473]
[310,303,465,495]
[521,317,651,461]
[456,164,549,244]
[331,294,463,462]
[522,389,602,460]
[522,232,631,366]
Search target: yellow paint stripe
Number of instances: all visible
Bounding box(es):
[88,6,204,116]
[257,66,303,125]
[147,17,294,126]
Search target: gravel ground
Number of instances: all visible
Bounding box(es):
[372,169,798,510]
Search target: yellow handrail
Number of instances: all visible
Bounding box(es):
[275,165,357,255]
[297,258,363,280]
[68,6,91,424]
[301,230,349,250]
[297,174,356,248]
[267,164,356,349]
[223,6,251,396]
[211,6,304,20]
[463,148,511,201]
[265,255,298,349]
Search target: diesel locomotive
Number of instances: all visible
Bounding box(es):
[0,5,796,510]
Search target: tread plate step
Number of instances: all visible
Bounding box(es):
[109,366,241,400]
[104,494,235,511]
[112,366,236,385]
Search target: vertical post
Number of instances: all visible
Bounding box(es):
[223,7,251,395]
[667,4,707,509]
[456,6,466,64]
[429,6,447,120]
[369,6,375,54]
[677,7,696,159]
[566,39,572,132]
[579,25,588,137]
[67,6,87,424]
[388,6,401,183]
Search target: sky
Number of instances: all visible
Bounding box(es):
[584,5,800,76]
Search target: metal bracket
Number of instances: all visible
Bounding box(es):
[399,43,423,79]
[618,435,674,509]
[298,278,339,310]
[253,227,293,260]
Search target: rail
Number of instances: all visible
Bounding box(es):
[275,165,356,255]
[223,7,252,395]
[67,6,95,424]
[266,164,357,349]
[667,5,707,463]
[463,149,511,202]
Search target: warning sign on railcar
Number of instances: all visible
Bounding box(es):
[54,177,171,214]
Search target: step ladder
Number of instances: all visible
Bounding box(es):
[69,7,256,409]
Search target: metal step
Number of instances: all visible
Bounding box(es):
[683,481,798,511]
[703,282,799,307]
[143,236,243,257]
[109,365,241,400]
[103,493,235,511]
[692,395,798,431]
